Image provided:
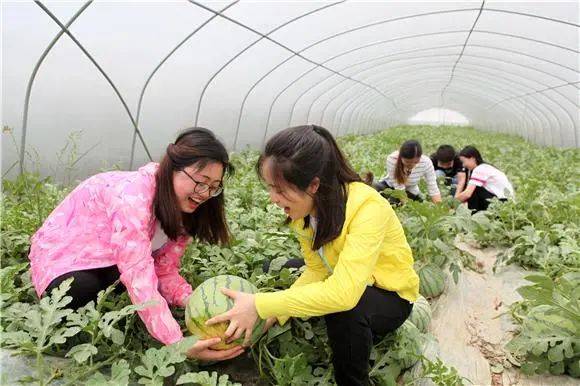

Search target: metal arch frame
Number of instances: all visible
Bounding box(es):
[294,34,468,126]
[19,1,93,175]
[439,0,485,105]
[488,81,580,146]
[301,52,578,147]
[333,61,576,146]
[335,73,541,140]
[485,7,579,28]
[297,40,578,132]
[298,40,579,123]
[229,6,578,148]
[290,39,578,129]
[17,2,580,172]
[355,94,501,140]
[267,32,578,145]
[392,96,521,140]
[304,53,575,149]
[335,84,511,141]
[356,95,496,134]
[489,81,580,109]
[188,1,395,139]
[192,1,344,128]
[265,32,471,141]
[376,97,490,131]
[375,66,577,147]
[32,1,153,169]
[359,91,522,142]
[338,72,562,148]
[352,82,550,146]
[128,1,239,169]
[334,73,552,144]
[333,71,516,137]
[337,84,522,141]
[474,29,578,54]
[347,79,546,144]
[231,7,485,149]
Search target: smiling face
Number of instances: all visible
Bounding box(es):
[261,157,319,221]
[173,161,224,213]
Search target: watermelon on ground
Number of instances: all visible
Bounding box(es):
[409,296,432,333]
[185,275,265,350]
[417,264,446,298]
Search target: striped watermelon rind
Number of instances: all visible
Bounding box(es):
[417,264,446,298]
[392,320,423,370]
[185,275,265,350]
[409,295,432,333]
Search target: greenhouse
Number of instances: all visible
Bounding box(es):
[1,1,578,385]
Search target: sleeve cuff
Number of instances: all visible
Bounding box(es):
[255,291,288,319]
[468,180,483,187]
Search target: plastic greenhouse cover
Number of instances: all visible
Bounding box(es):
[1,1,578,180]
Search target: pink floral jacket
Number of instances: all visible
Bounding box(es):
[29,163,193,345]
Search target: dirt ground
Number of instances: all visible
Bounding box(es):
[429,240,579,386]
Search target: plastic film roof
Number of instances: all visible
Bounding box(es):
[2,1,579,178]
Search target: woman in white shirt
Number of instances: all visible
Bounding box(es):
[373,140,441,203]
[455,146,514,212]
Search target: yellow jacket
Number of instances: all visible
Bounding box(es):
[255,182,419,321]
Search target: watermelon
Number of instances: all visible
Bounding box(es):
[185,275,265,350]
[408,334,441,386]
[417,264,446,298]
[391,320,423,370]
[409,296,432,333]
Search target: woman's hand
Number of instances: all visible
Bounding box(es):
[263,317,277,333]
[186,337,244,361]
[205,288,259,346]
[431,194,442,204]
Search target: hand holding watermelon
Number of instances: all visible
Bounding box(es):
[185,337,244,361]
[263,317,277,332]
[185,275,265,350]
[206,288,259,347]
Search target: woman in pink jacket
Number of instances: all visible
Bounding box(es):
[28,127,243,361]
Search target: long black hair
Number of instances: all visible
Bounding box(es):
[459,145,485,166]
[257,125,361,250]
[394,140,422,184]
[154,127,234,244]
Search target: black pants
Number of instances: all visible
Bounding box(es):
[266,259,412,385]
[44,265,124,309]
[325,286,413,386]
[467,186,506,212]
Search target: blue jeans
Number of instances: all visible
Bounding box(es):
[435,170,458,196]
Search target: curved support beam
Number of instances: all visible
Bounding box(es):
[345,78,556,147]
[186,1,343,148]
[34,1,153,166]
[300,53,577,147]
[338,78,544,142]
[288,38,578,132]
[349,82,550,146]
[129,1,238,169]
[20,1,93,175]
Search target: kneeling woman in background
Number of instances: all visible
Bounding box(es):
[372,140,441,203]
[455,145,514,212]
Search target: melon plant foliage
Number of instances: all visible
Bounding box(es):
[1,125,578,384]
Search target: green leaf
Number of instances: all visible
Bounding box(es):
[66,343,98,364]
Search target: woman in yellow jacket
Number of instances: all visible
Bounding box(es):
[208,125,419,385]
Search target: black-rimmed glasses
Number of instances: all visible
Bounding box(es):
[181,169,223,197]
